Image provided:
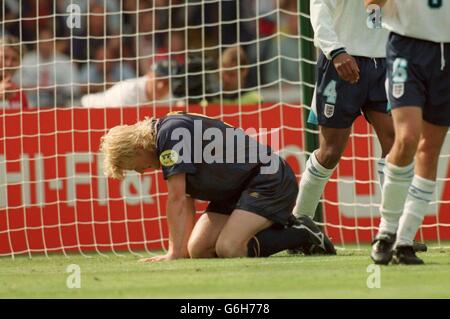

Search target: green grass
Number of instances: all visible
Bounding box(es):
[1,248,450,298]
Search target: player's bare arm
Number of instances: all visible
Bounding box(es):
[141,173,196,262]
[310,0,360,84]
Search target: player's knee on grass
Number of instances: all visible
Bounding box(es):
[215,237,247,258]
[188,239,216,258]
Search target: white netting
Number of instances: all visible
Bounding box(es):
[0,0,448,257]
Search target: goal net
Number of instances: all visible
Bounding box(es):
[0,0,449,257]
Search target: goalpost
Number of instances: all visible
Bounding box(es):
[0,0,449,258]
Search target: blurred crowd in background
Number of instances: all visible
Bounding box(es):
[0,0,302,109]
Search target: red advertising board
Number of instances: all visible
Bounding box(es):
[0,104,449,255]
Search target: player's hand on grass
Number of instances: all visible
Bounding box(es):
[138,253,179,263]
[333,53,360,84]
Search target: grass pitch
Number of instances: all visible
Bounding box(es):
[1,248,450,298]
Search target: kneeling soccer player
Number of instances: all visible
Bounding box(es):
[100,112,336,262]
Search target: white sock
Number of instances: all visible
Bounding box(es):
[377,158,386,190]
[378,159,415,235]
[293,151,335,218]
[396,175,435,247]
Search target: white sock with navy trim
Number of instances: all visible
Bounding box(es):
[396,175,435,247]
[378,159,415,235]
[377,158,386,189]
[293,151,335,218]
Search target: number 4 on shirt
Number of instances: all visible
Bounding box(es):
[323,80,337,104]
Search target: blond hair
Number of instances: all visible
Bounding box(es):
[100,117,157,180]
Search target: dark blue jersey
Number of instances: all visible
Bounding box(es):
[155,112,276,202]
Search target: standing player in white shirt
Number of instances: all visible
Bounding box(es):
[294,1,394,233]
[366,0,450,265]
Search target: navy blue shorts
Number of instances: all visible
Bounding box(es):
[309,53,388,128]
[205,158,298,226]
[387,32,450,126]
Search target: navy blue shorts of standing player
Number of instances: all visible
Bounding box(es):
[387,32,450,126]
[309,53,388,128]
[205,158,298,226]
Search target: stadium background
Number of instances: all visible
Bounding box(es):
[1,0,449,258]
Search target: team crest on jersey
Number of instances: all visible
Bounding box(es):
[159,150,179,167]
[249,192,260,199]
[392,83,404,98]
[324,104,335,118]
